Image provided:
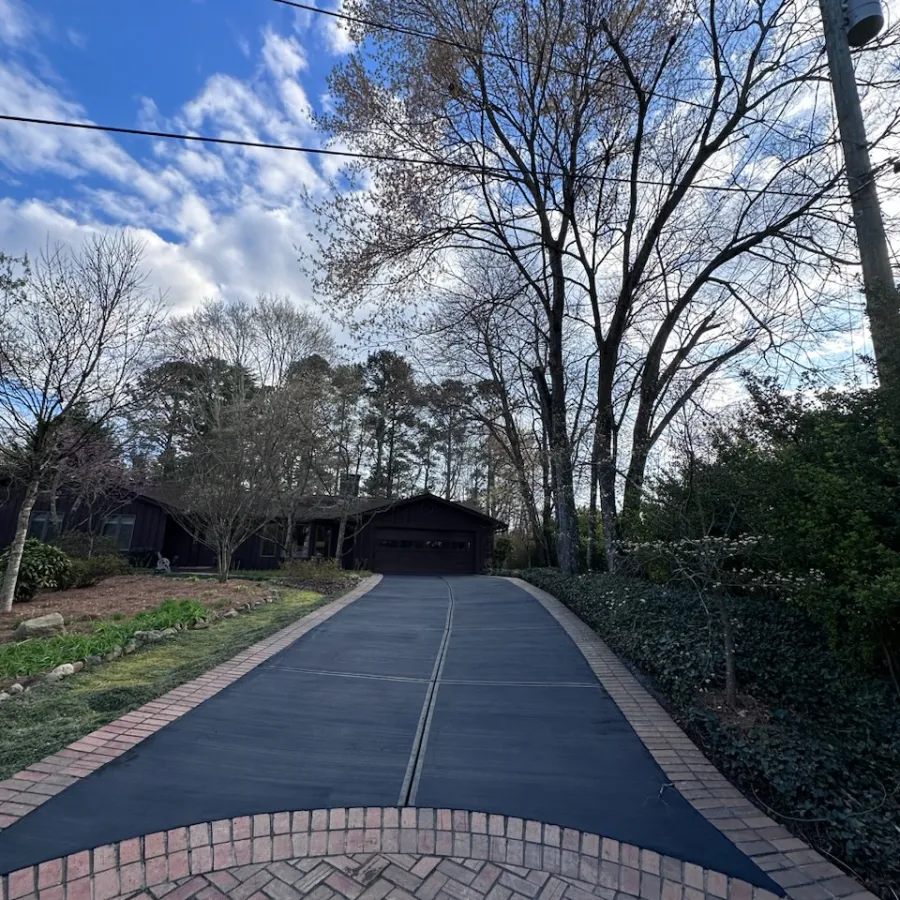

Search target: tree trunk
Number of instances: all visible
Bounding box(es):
[386,425,396,498]
[883,640,900,701]
[622,403,653,525]
[716,593,738,707]
[1,478,40,611]
[373,419,385,492]
[445,418,453,500]
[594,399,621,572]
[546,246,580,575]
[284,512,295,562]
[540,440,556,567]
[486,445,495,518]
[335,511,348,569]
[217,543,231,583]
[49,469,62,539]
[587,436,600,571]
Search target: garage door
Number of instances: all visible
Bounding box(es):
[373,528,476,574]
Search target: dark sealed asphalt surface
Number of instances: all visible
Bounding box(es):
[0,576,780,891]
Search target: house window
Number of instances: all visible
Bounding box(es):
[315,525,332,557]
[260,522,281,558]
[101,514,136,550]
[28,511,62,542]
[293,524,310,558]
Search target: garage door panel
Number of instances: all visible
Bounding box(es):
[374,527,475,574]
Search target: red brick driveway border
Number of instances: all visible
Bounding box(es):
[504,578,878,900]
[4,805,785,900]
[0,575,383,834]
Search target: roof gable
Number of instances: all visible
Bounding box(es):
[374,491,506,527]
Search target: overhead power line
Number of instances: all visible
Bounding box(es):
[0,113,500,172]
[0,113,846,199]
[269,0,718,112]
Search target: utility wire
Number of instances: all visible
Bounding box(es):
[269,0,719,112]
[0,113,846,199]
[271,0,897,196]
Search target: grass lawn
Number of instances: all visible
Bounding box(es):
[0,587,336,781]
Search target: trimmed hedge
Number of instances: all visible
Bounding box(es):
[65,555,132,589]
[519,569,900,896]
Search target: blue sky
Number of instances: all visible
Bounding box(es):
[0,0,352,312]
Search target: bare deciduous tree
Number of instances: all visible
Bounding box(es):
[166,295,334,388]
[305,0,899,570]
[164,397,278,582]
[0,234,164,610]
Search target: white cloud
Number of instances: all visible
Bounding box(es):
[66,28,87,49]
[321,0,356,55]
[0,0,34,46]
[0,12,339,321]
[261,28,308,78]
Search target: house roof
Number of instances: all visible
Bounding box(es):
[294,491,507,529]
[134,484,506,530]
[293,495,393,521]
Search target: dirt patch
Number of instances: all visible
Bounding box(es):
[696,688,772,726]
[0,575,271,642]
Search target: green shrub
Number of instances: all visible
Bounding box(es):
[0,539,73,602]
[0,598,208,678]
[279,558,356,587]
[65,555,132,589]
[52,531,121,560]
[122,547,158,568]
[640,380,900,675]
[521,569,900,894]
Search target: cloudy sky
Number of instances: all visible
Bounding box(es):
[0,0,352,314]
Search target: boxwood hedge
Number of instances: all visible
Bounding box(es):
[519,569,900,896]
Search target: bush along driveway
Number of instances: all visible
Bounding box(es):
[0,585,345,782]
[518,569,900,899]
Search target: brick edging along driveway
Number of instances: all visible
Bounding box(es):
[0,576,383,834]
[2,806,779,900]
[504,579,877,900]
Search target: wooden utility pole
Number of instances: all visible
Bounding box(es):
[818,0,900,394]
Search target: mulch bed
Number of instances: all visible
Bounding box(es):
[0,575,272,642]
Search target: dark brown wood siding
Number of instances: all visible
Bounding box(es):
[346,497,497,573]
[0,489,167,553]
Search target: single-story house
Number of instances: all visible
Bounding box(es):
[294,492,506,574]
[0,483,505,575]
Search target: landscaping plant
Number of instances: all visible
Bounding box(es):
[0,598,208,679]
[641,378,900,685]
[65,555,132,589]
[521,568,900,895]
[0,539,73,603]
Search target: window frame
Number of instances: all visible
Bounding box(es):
[28,511,63,542]
[101,514,136,550]
[259,522,281,558]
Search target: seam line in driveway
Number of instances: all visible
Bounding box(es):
[267,665,430,683]
[440,678,600,687]
[398,577,455,807]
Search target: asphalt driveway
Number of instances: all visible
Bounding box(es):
[0,576,779,891]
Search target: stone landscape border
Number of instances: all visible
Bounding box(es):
[1,806,778,900]
[506,578,878,900]
[0,584,289,701]
[0,575,382,833]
